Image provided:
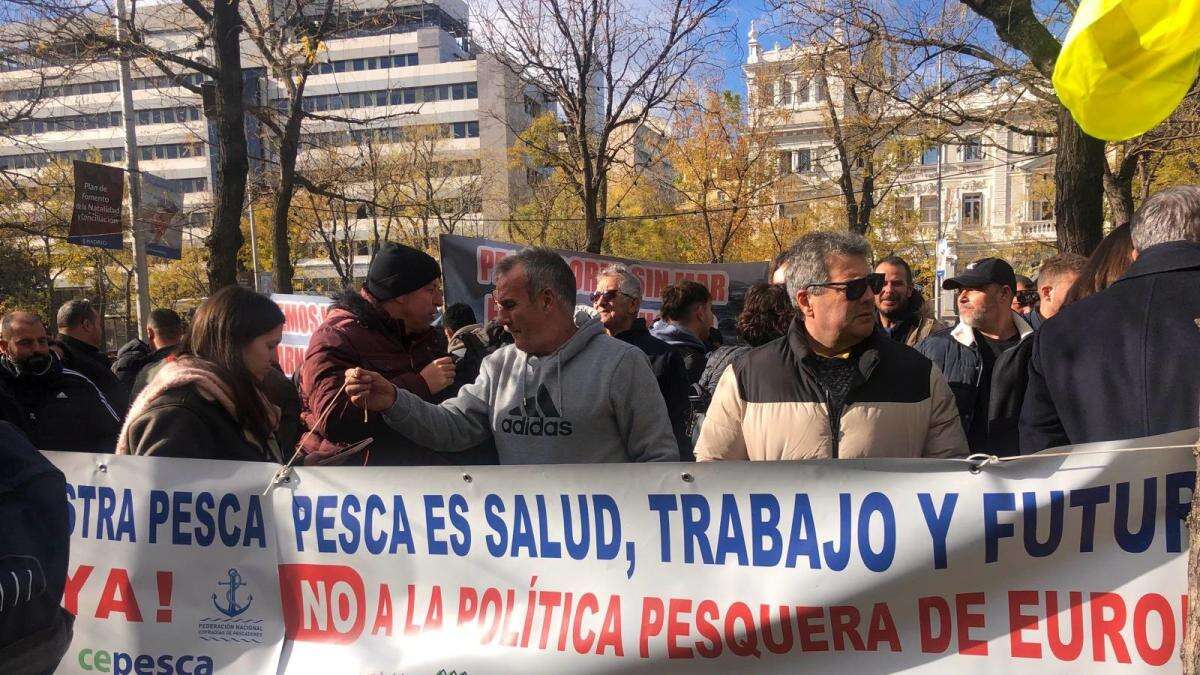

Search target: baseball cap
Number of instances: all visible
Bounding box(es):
[941,257,1017,291]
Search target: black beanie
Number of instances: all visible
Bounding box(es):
[364,242,441,300]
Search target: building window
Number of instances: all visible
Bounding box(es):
[962,135,983,162]
[920,144,940,166]
[778,151,792,175]
[779,80,792,106]
[920,195,939,224]
[796,78,809,103]
[757,81,773,107]
[795,148,812,173]
[894,196,916,222]
[961,193,983,226]
[1029,134,1047,154]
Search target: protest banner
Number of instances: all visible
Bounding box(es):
[47,429,1198,673]
[271,294,333,377]
[440,234,770,334]
[139,172,185,260]
[45,452,285,675]
[68,161,125,250]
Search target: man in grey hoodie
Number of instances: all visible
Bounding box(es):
[345,247,679,464]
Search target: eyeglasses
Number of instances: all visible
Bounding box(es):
[590,289,637,304]
[1015,290,1039,307]
[805,273,885,300]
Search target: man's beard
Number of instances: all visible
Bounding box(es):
[879,297,910,321]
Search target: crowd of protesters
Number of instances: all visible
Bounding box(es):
[3,183,1200,674]
[2,185,1199,468]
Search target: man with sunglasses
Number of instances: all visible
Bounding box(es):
[916,258,1034,457]
[593,265,694,460]
[695,231,966,462]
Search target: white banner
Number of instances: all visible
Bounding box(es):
[48,453,284,675]
[47,429,1198,673]
[270,294,332,378]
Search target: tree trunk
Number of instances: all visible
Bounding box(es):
[1102,162,1136,228]
[583,180,604,254]
[1184,473,1200,674]
[206,0,249,292]
[271,101,304,294]
[1053,106,1106,255]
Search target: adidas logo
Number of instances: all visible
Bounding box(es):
[501,384,573,437]
[56,392,68,399]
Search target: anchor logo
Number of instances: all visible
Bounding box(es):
[213,568,253,618]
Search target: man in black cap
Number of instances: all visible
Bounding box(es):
[298,242,455,465]
[916,257,1035,456]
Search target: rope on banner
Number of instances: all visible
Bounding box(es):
[963,443,1198,475]
[263,380,373,495]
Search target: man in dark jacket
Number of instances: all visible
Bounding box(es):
[55,299,127,414]
[917,258,1034,457]
[0,421,74,674]
[1021,186,1200,452]
[650,280,714,384]
[299,242,454,465]
[114,308,184,401]
[594,264,694,460]
[875,255,945,347]
[0,311,121,452]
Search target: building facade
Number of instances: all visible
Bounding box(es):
[0,0,551,289]
[743,23,1057,312]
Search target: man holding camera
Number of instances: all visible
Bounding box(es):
[916,258,1034,457]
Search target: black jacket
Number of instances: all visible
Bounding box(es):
[121,384,279,462]
[0,422,73,675]
[614,319,694,461]
[0,355,121,453]
[58,334,128,414]
[916,314,1035,457]
[1021,241,1200,452]
[698,344,751,408]
[128,344,182,403]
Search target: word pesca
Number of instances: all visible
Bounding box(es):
[77,648,213,675]
[64,484,268,548]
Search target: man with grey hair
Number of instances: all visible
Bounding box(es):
[55,298,127,413]
[696,231,966,461]
[344,247,679,464]
[1021,185,1200,452]
[593,264,694,459]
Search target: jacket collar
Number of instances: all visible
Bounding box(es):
[60,333,102,356]
[950,311,1033,348]
[786,318,880,381]
[614,317,649,340]
[1118,241,1200,282]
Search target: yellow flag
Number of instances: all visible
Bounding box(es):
[1053,0,1200,141]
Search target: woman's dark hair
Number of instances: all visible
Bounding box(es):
[660,280,711,322]
[181,286,285,445]
[737,283,795,346]
[1062,222,1134,306]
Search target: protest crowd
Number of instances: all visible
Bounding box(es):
[2,184,1200,672]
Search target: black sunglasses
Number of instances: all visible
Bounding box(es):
[806,273,885,300]
[590,289,637,304]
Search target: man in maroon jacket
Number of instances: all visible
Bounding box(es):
[299,242,456,465]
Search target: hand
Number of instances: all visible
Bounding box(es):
[344,368,397,411]
[420,356,456,395]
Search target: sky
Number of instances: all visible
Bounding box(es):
[715,0,768,96]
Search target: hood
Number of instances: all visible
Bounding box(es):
[950,311,1034,348]
[330,290,407,341]
[116,339,151,360]
[117,357,280,459]
[650,320,707,351]
[537,318,606,366]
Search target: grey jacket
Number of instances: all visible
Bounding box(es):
[381,320,679,464]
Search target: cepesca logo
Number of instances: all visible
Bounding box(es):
[77,648,214,675]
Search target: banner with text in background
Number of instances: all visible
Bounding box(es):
[47,428,1199,674]
[439,234,770,336]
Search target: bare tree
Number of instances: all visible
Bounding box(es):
[770,0,1107,253]
[474,0,733,253]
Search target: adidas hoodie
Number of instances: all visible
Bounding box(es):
[380,319,680,464]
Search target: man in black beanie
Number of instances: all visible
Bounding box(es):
[299,242,457,465]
